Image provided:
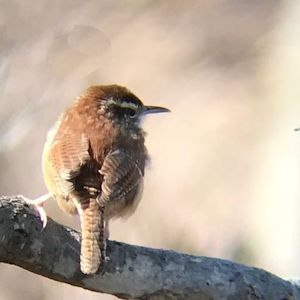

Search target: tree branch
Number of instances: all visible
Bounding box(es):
[0,196,299,300]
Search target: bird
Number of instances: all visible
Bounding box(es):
[23,84,170,274]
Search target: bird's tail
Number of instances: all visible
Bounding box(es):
[78,197,103,274]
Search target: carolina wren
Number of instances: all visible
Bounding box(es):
[36,84,169,274]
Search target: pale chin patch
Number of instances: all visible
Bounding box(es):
[135,115,145,126]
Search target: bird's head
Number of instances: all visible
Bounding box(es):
[88,85,170,126]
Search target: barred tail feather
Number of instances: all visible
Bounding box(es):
[78,198,102,274]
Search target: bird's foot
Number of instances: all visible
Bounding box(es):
[104,255,110,262]
[100,238,110,263]
[17,193,51,229]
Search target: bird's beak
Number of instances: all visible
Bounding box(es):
[143,105,170,115]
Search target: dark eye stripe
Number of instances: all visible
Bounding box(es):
[123,107,136,117]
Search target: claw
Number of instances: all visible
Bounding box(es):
[104,255,110,262]
[35,205,48,229]
[17,193,51,229]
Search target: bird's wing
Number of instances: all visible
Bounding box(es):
[43,125,91,214]
[99,150,143,207]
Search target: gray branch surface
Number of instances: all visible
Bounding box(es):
[0,196,299,300]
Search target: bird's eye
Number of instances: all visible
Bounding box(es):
[124,108,136,118]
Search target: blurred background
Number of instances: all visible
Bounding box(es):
[1,0,300,299]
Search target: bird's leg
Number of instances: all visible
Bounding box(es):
[98,205,108,262]
[102,219,110,262]
[104,219,110,240]
[17,193,51,229]
[95,196,110,263]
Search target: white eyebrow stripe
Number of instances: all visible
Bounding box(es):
[106,98,139,110]
[119,102,138,110]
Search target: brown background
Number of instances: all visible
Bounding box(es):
[1,1,300,299]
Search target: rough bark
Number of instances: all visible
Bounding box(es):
[0,196,299,300]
